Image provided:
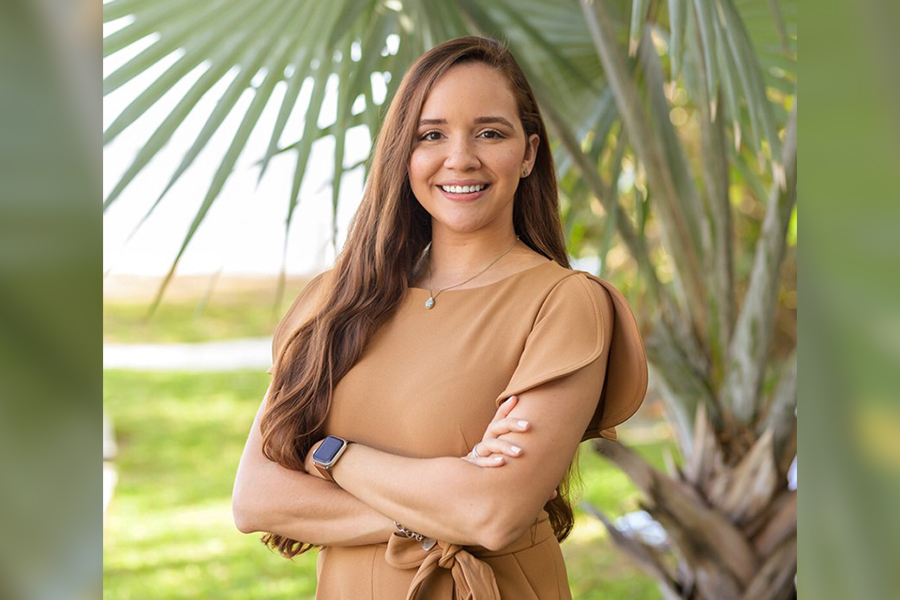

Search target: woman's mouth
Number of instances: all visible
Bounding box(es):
[437,183,490,201]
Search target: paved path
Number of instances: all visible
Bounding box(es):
[103,337,271,371]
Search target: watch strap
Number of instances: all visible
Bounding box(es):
[315,462,335,482]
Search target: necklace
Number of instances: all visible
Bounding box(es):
[422,235,520,310]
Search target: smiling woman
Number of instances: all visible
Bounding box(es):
[232,36,648,600]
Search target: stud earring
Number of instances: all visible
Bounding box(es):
[522,168,528,177]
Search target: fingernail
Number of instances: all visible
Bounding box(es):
[518,420,529,428]
[503,397,513,405]
[494,456,504,463]
[511,446,521,455]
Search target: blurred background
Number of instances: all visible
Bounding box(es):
[0,0,887,598]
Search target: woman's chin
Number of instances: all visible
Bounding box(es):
[430,218,491,236]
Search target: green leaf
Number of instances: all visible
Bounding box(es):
[330,39,356,251]
[641,31,706,257]
[104,1,208,58]
[146,6,306,316]
[103,0,174,23]
[104,0,289,210]
[629,0,651,57]
[692,0,720,118]
[716,0,781,161]
[286,51,333,234]
[103,0,266,144]
[254,45,312,187]
[668,0,688,78]
[151,24,288,205]
[713,5,743,149]
[103,0,244,95]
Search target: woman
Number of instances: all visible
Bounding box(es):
[233,36,647,599]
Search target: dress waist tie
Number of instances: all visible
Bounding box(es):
[383,515,555,600]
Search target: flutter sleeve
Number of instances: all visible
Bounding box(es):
[492,271,648,442]
[265,270,330,375]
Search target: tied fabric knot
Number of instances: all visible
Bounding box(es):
[384,533,501,600]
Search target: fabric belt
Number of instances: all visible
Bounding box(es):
[383,515,555,600]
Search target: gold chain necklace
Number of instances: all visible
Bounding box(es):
[423,235,520,310]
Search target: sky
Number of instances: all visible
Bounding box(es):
[102,18,387,276]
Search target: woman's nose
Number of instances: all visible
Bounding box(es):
[443,138,481,171]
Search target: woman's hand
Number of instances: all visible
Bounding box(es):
[461,395,558,500]
[460,395,530,467]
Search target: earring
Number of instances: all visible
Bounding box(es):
[522,168,528,177]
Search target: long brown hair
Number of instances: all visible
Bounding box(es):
[260,36,575,558]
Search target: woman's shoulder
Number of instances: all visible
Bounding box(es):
[524,264,614,335]
[519,260,609,299]
[501,262,649,441]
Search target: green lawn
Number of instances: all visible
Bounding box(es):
[103,369,666,599]
[103,279,311,344]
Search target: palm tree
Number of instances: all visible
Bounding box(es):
[103,1,797,598]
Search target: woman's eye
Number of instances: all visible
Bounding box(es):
[479,129,503,139]
[419,131,442,142]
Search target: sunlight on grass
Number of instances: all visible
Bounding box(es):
[103,277,313,344]
[103,370,320,599]
[103,369,667,599]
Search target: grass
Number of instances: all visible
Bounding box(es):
[103,369,669,599]
[103,370,320,599]
[103,276,312,344]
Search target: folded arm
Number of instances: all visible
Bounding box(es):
[320,354,607,551]
[232,382,396,546]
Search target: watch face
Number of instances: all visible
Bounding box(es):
[313,436,345,465]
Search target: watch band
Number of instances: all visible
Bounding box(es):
[315,462,335,482]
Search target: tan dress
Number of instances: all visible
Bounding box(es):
[269,259,648,600]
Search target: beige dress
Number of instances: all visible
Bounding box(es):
[269,259,648,600]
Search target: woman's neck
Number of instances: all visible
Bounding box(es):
[417,229,528,290]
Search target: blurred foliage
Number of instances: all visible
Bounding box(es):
[801,0,900,598]
[1,0,99,599]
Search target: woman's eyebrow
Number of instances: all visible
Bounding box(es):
[417,116,515,128]
[474,116,515,128]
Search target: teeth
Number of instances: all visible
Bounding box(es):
[441,184,486,194]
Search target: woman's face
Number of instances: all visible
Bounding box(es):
[409,62,539,238]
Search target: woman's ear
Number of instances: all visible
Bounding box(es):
[523,133,540,176]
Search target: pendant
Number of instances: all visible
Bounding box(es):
[425,296,435,310]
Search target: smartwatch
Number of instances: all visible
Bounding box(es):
[312,435,350,482]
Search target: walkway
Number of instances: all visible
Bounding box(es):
[103,337,271,371]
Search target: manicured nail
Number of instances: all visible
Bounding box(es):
[493,456,505,463]
[511,446,521,455]
[503,397,513,405]
[518,420,529,428]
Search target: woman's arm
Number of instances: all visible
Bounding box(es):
[319,356,607,551]
[234,385,535,546]
[232,382,396,546]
